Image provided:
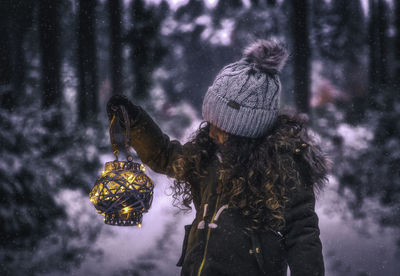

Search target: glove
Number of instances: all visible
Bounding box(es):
[106,94,141,129]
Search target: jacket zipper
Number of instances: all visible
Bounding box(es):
[197,194,221,276]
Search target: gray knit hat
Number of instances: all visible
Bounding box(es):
[202,39,288,138]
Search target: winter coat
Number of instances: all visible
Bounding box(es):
[129,107,326,276]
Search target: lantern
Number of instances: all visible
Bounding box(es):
[90,106,154,226]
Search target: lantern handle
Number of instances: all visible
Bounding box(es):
[109,105,132,161]
[110,113,119,160]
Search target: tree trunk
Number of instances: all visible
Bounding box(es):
[0,0,14,110]
[376,0,388,86]
[109,0,123,95]
[13,1,34,99]
[368,0,378,96]
[130,0,149,101]
[291,0,311,115]
[77,0,98,123]
[39,0,61,110]
[368,0,388,111]
[128,0,167,101]
[1,0,34,110]
[394,0,400,89]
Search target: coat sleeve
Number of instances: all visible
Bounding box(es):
[127,106,191,179]
[282,184,324,276]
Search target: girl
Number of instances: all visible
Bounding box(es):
[107,39,330,276]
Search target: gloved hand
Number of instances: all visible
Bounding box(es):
[106,94,141,129]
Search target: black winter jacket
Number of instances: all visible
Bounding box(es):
[128,107,326,276]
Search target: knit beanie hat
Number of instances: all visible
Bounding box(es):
[202,39,288,138]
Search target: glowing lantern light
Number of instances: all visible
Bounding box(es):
[90,106,154,226]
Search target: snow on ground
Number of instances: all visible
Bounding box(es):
[318,175,400,276]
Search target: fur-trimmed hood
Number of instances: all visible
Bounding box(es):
[261,113,331,196]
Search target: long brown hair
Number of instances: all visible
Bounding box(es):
[171,111,330,232]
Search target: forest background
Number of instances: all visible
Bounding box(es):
[0,0,399,275]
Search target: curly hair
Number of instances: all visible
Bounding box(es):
[171,111,330,232]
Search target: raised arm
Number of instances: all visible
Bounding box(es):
[107,95,190,179]
[282,184,324,276]
[129,106,190,178]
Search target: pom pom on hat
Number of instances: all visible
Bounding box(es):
[243,39,288,74]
